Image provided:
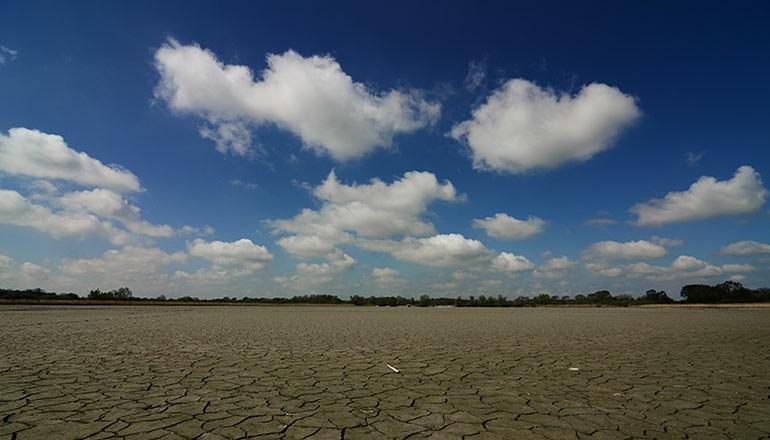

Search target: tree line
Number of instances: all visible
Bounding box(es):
[2,281,769,306]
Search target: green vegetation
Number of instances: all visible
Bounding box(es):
[681,281,770,303]
[2,281,769,306]
[0,288,79,301]
[87,287,133,300]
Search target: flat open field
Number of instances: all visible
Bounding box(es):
[1,306,769,439]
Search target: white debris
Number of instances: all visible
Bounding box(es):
[386,363,400,373]
[568,367,580,371]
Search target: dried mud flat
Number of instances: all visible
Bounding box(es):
[1,306,769,439]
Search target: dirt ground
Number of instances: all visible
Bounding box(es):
[1,305,769,439]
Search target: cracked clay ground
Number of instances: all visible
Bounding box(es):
[1,306,769,439]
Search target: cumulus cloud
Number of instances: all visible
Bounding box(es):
[587,254,754,281]
[0,128,141,192]
[270,170,461,257]
[372,267,407,288]
[0,189,131,245]
[719,240,770,256]
[290,250,356,285]
[277,235,339,259]
[491,252,535,273]
[187,238,273,274]
[57,189,173,237]
[154,40,440,160]
[581,239,667,261]
[534,256,577,279]
[387,233,491,267]
[630,166,767,226]
[450,79,640,173]
[473,213,545,240]
[0,255,54,289]
[57,246,187,293]
[61,246,186,277]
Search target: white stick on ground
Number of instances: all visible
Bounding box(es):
[386,363,400,373]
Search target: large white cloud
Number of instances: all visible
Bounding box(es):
[154,40,440,160]
[450,79,640,173]
[631,166,767,226]
[473,213,545,240]
[0,128,141,192]
[581,239,667,261]
[61,246,186,277]
[270,170,461,257]
[387,233,491,267]
[587,255,755,281]
[57,189,173,237]
[719,240,770,256]
[0,189,131,245]
[188,238,273,274]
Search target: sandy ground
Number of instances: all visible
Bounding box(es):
[1,306,769,439]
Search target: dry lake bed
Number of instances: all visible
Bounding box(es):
[1,306,769,439]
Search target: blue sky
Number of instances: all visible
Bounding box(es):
[0,0,769,298]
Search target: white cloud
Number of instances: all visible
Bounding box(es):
[0,189,131,245]
[671,255,708,271]
[58,246,187,293]
[581,240,667,261]
[650,236,683,247]
[630,166,767,226]
[719,240,770,256]
[199,121,257,156]
[388,233,491,267]
[0,128,141,192]
[270,170,461,257]
[541,256,576,271]
[179,225,215,236]
[450,79,640,173]
[61,246,186,277]
[57,189,173,237]
[277,235,340,258]
[473,213,545,240]
[721,263,755,273]
[464,60,486,92]
[372,267,407,288]
[292,250,356,285]
[587,254,754,281]
[188,238,273,274]
[491,252,535,273]
[0,255,55,289]
[154,40,440,160]
[0,45,18,65]
[534,256,577,279]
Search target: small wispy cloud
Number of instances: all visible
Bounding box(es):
[0,45,19,65]
[685,151,704,166]
[585,217,618,227]
[464,59,487,92]
[230,179,259,190]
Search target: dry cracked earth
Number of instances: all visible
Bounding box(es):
[1,305,769,440]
